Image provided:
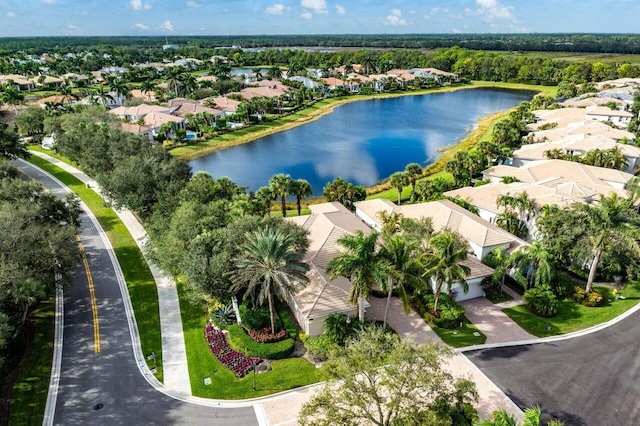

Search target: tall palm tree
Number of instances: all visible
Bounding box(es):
[267,66,283,80]
[389,171,409,205]
[404,163,423,203]
[109,78,130,102]
[377,210,403,235]
[508,240,556,290]
[379,234,423,328]
[269,173,293,217]
[255,186,275,217]
[0,85,25,114]
[228,227,309,334]
[326,230,386,322]
[141,78,156,102]
[58,83,77,104]
[421,231,470,312]
[578,193,640,293]
[290,179,312,216]
[92,84,114,107]
[482,247,511,290]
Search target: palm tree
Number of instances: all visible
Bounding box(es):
[404,163,423,203]
[267,66,283,80]
[109,78,130,102]
[482,247,510,291]
[228,228,309,334]
[58,83,77,104]
[141,78,156,101]
[379,234,423,328]
[377,210,403,235]
[0,85,25,114]
[92,84,114,107]
[252,67,263,80]
[508,240,556,290]
[290,179,312,216]
[389,171,409,205]
[255,186,275,216]
[475,405,564,426]
[326,230,386,322]
[421,231,470,312]
[269,173,293,217]
[578,193,640,293]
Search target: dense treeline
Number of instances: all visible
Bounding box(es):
[4,34,640,54]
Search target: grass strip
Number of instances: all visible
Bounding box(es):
[26,155,163,381]
[6,301,54,426]
[431,316,487,348]
[503,283,640,337]
[178,283,321,399]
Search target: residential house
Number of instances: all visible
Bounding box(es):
[286,75,320,90]
[584,105,633,128]
[354,199,523,302]
[203,96,241,116]
[527,120,635,143]
[110,103,185,141]
[0,74,35,91]
[285,202,371,337]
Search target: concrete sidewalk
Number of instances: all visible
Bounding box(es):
[30,151,192,396]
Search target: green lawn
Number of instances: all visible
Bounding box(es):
[7,301,54,426]
[431,317,487,348]
[25,155,163,381]
[178,283,321,399]
[503,283,640,337]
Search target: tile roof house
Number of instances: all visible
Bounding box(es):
[0,74,35,91]
[483,159,634,191]
[528,120,635,143]
[285,202,372,337]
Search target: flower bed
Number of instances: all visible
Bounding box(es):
[247,327,288,343]
[205,323,261,378]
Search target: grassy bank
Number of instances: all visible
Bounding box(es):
[25,155,164,381]
[503,283,640,338]
[5,301,54,426]
[170,81,553,162]
[178,283,321,399]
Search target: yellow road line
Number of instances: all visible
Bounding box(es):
[77,237,101,353]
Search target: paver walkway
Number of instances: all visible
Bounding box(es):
[461,287,536,344]
[30,151,192,395]
[366,295,524,421]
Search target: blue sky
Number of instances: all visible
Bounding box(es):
[0,0,637,37]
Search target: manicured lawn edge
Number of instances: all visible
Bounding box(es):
[178,283,321,399]
[503,283,640,337]
[431,316,487,348]
[25,155,164,381]
[6,301,54,426]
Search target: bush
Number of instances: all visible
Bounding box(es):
[226,324,295,359]
[210,304,236,326]
[247,327,288,343]
[422,294,466,329]
[239,303,280,331]
[572,286,604,307]
[323,313,357,345]
[304,335,340,360]
[523,288,559,317]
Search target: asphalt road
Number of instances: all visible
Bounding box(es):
[465,309,640,425]
[15,160,259,425]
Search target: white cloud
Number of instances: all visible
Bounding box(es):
[472,0,517,22]
[266,4,286,15]
[335,5,346,15]
[301,0,327,15]
[42,0,56,4]
[134,23,149,30]
[130,0,152,11]
[7,11,17,18]
[424,7,448,20]
[64,24,80,32]
[299,12,312,20]
[159,20,174,31]
[186,1,201,7]
[384,9,407,26]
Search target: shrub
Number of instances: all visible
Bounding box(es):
[226,324,295,359]
[304,335,340,360]
[523,288,559,317]
[247,327,288,343]
[211,304,236,326]
[421,294,466,329]
[323,313,356,345]
[239,303,280,331]
[572,286,604,307]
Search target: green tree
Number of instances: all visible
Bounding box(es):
[404,163,423,203]
[299,327,478,426]
[269,173,293,217]
[327,230,386,321]
[389,171,409,205]
[0,123,29,159]
[0,85,25,114]
[421,231,470,312]
[475,406,564,426]
[578,193,640,293]
[508,240,557,290]
[228,227,309,334]
[379,234,424,328]
[290,178,312,216]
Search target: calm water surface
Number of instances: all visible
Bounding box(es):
[190,88,533,195]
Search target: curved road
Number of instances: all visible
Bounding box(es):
[15,160,258,425]
[465,306,640,425]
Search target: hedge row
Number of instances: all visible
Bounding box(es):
[227,324,295,359]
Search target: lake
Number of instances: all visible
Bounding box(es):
[189,88,534,196]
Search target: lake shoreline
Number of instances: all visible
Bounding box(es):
[172,81,549,162]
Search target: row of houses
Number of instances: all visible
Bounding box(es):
[286,199,525,337]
